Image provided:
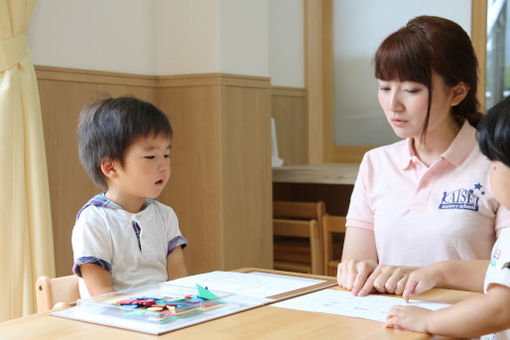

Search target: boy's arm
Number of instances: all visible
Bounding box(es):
[403,260,488,301]
[435,260,488,291]
[167,246,188,280]
[80,264,115,296]
[387,284,510,338]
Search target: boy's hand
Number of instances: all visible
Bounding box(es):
[385,305,431,333]
[402,266,441,302]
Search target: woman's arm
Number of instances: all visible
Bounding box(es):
[167,246,188,280]
[80,264,115,296]
[338,227,378,293]
[386,284,510,338]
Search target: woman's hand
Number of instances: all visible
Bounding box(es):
[385,305,431,333]
[337,259,377,294]
[338,261,414,296]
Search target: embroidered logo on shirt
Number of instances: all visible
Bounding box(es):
[438,183,485,211]
[491,248,502,267]
[502,262,510,270]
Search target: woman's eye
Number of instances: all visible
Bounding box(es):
[379,87,390,91]
[404,89,421,94]
[144,156,155,159]
[164,154,170,159]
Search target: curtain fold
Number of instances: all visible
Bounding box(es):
[0,0,55,320]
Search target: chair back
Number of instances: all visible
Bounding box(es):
[322,215,347,276]
[273,201,326,274]
[36,275,80,312]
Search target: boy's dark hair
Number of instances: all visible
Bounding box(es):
[78,96,172,188]
[478,96,510,168]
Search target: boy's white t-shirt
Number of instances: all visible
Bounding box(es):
[71,194,187,298]
[481,228,510,340]
[346,120,510,266]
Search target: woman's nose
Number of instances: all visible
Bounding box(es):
[388,92,404,111]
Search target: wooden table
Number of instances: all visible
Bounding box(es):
[0,271,478,340]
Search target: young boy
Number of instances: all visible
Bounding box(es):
[385,96,510,339]
[72,97,188,298]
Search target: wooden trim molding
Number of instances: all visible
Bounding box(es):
[471,0,487,111]
[35,66,271,89]
[34,65,158,87]
[270,86,305,97]
[158,73,270,88]
[305,0,327,164]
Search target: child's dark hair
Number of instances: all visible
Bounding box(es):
[78,96,172,188]
[375,16,483,136]
[478,96,510,168]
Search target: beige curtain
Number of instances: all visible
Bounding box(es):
[0,0,55,320]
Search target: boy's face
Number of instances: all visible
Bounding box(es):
[490,161,510,209]
[111,134,171,201]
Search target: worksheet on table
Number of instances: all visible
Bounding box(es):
[169,271,327,299]
[272,289,450,322]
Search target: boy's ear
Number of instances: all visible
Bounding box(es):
[450,81,470,107]
[100,157,118,179]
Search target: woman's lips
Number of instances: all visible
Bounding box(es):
[391,118,407,127]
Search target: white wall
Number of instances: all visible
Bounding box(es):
[27,0,157,75]
[333,0,472,146]
[155,0,221,75]
[27,0,303,86]
[220,0,269,77]
[268,0,304,87]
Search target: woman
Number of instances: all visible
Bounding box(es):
[337,15,510,296]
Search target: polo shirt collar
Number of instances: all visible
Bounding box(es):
[399,119,475,170]
[400,138,416,170]
[76,193,155,220]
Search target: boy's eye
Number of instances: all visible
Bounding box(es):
[379,87,390,92]
[404,89,421,94]
[164,154,170,159]
[144,156,155,159]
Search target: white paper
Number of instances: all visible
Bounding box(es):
[272,289,450,322]
[169,271,326,299]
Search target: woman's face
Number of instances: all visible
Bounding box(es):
[377,72,457,139]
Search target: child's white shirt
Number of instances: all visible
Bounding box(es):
[482,227,510,340]
[72,194,187,298]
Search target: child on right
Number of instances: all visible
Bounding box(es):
[385,96,510,339]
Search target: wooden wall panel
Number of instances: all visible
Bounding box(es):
[271,86,306,165]
[157,85,224,274]
[222,84,272,269]
[158,74,273,273]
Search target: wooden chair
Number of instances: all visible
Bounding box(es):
[322,214,346,276]
[273,219,321,274]
[35,275,80,312]
[273,201,326,274]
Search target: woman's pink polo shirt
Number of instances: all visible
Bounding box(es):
[346,120,510,267]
